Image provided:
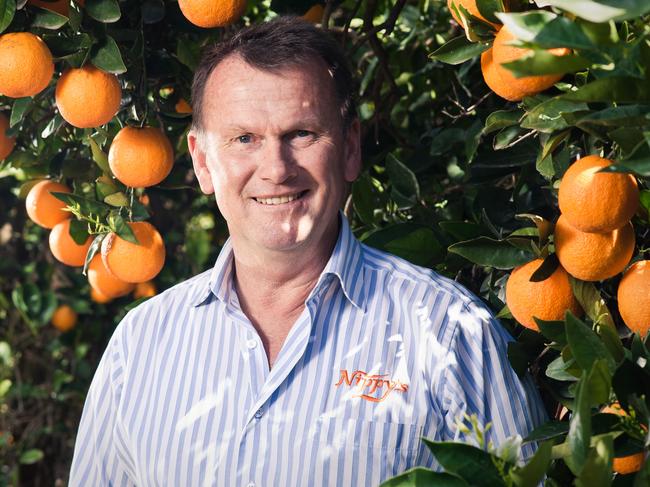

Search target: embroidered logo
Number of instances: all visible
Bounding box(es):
[334,369,409,402]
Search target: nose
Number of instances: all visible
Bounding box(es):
[257,139,297,184]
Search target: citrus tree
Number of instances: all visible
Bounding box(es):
[0,0,649,484]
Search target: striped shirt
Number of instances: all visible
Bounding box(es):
[69,215,546,486]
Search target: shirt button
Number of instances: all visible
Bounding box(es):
[246,483,255,487]
[254,408,263,419]
[246,339,257,349]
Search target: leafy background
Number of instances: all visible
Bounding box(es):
[0,0,649,485]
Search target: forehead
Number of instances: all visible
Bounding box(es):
[201,55,340,131]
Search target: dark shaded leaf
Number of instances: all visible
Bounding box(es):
[352,172,379,226]
[448,236,534,270]
[10,98,32,128]
[497,11,595,50]
[562,77,650,104]
[141,0,165,24]
[566,368,593,475]
[439,221,491,241]
[583,359,612,406]
[0,0,16,34]
[565,312,616,374]
[82,234,103,274]
[530,253,559,282]
[546,354,580,381]
[429,36,490,65]
[31,7,68,29]
[363,224,444,267]
[521,98,589,133]
[380,467,468,487]
[51,191,110,216]
[386,154,420,209]
[569,278,614,327]
[475,0,506,24]
[575,434,613,487]
[90,36,126,74]
[85,0,120,22]
[601,157,650,177]
[503,51,592,77]
[510,440,553,487]
[107,212,137,244]
[535,318,567,345]
[484,110,522,135]
[523,421,569,443]
[69,218,89,245]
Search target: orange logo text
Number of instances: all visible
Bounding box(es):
[334,369,409,402]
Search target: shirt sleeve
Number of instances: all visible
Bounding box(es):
[69,318,137,486]
[437,299,547,462]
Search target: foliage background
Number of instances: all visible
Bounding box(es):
[0,0,649,485]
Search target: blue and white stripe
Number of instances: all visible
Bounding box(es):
[69,215,546,486]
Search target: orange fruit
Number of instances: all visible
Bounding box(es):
[178,0,247,28]
[49,219,92,267]
[108,126,174,188]
[87,254,135,298]
[0,32,54,98]
[25,180,71,229]
[51,304,77,332]
[554,215,635,282]
[28,0,85,15]
[90,286,113,304]
[133,280,157,299]
[506,258,582,330]
[0,112,16,160]
[302,4,324,23]
[448,0,501,27]
[481,26,569,102]
[101,221,165,283]
[175,98,192,114]
[55,65,122,128]
[601,403,646,474]
[617,260,650,337]
[559,155,639,233]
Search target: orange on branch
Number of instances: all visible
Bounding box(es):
[49,219,92,267]
[559,155,639,233]
[175,98,193,114]
[481,26,569,101]
[134,280,157,299]
[108,126,174,188]
[178,0,247,28]
[601,403,647,474]
[617,260,650,337]
[55,65,121,128]
[101,221,165,283]
[0,32,54,98]
[25,180,71,229]
[88,254,135,299]
[90,286,113,304]
[505,258,582,330]
[554,215,634,282]
[0,113,16,161]
[51,304,77,332]
[28,0,85,15]
[302,4,324,24]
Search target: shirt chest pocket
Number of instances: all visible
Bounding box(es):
[309,416,425,486]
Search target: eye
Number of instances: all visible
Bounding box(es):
[295,130,311,138]
[237,134,252,144]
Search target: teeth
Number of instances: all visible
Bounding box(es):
[256,193,301,205]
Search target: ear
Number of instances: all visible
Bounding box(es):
[188,130,215,195]
[343,118,362,182]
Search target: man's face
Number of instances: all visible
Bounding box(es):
[188,55,361,255]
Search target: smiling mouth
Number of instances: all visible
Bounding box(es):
[253,190,308,206]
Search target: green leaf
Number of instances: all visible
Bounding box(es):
[176,37,200,71]
[363,224,444,267]
[141,0,165,24]
[69,218,89,245]
[601,157,650,177]
[107,213,137,244]
[535,318,567,346]
[68,0,82,31]
[19,449,44,465]
[546,354,580,381]
[90,36,127,74]
[583,358,612,406]
[386,154,420,209]
[524,421,569,443]
[575,434,614,487]
[85,0,120,23]
[521,98,589,133]
[575,105,650,128]
[515,213,553,244]
[31,7,68,29]
[569,278,615,327]
[566,369,593,475]
[88,135,111,174]
[0,378,11,398]
[565,311,616,374]
[475,0,506,24]
[562,77,650,104]
[448,236,534,270]
[530,253,559,282]
[502,51,592,77]
[352,173,380,225]
[10,98,32,128]
[429,36,490,65]
[380,467,468,487]
[510,441,553,487]
[0,0,16,34]
[423,440,507,487]
[484,110,522,135]
[51,191,109,216]
[612,360,650,412]
[439,221,491,241]
[83,234,103,275]
[104,192,129,207]
[496,11,595,50]
[597,322,625,364]
[539,0,650,23]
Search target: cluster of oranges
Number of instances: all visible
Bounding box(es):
[506,155,648,336]
[448,0,569,101]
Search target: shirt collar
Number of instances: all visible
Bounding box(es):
[191,213,366,311]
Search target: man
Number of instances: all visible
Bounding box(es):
[69,18,546,486]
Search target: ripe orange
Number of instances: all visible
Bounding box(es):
[49,219,92,267]
[55,65,122,128]
[175,98,193,114]
[28,0,85,15]
[108,126,174,188]
[134,280,157,299]
[481,26,569,101]
[0,112,16,160]
[559,155,639,233]
[25,180,71,229]
[101,221,165,283]
[178,0,247,28]
[601,403,647,474]
[0,32,53,98]
[448,0,501,27]
[90,286,113,304]
[51,304,77,332]
[617,260,650,337]
[87,254,135,298]
[302,4,324,23]
[554,215,635,282]
[506,258,582,330]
